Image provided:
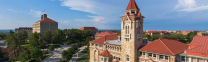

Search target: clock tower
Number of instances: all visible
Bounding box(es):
[120,0,144,62]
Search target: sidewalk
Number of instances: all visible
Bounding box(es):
[69,46,87,62]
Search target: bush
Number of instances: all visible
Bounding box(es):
[48,45,55,50]
[47,45,60,50]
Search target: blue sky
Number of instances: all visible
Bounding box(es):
[0,0,208,31]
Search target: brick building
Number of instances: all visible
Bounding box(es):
[32,14,58,38]
[15,27,32,37]
[95,30,117,39]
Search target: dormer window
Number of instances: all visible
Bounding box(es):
[131,10,135,14]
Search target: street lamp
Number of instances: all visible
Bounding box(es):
[201,53,206,62]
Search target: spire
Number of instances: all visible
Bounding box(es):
[126,0,139,10]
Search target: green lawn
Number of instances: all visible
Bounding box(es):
[21,44,30,48]
[76,54,89,62]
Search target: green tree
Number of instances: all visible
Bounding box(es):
[0,47,4,58]
[30,47,43,58]
[44,30,52,44]
[4,33,25,58]
[17,50,30,62]
[21,30,28,40]
[52,29,65,44]
[28,32,42,48]
[9,30,14,34]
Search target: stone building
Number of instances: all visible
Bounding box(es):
[32,14,58,38]
[89,0,200,62]
[15,27,32,37]
[95,30,117,39]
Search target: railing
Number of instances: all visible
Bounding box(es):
[124,34,130,38]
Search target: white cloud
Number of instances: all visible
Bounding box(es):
[75,15,106,24]
[174,0,208,12]
[28,9,43,17]
[7,9,13,10]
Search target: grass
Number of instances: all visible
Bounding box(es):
[76,54,89,62]
[21,44,30,49]
[79,48,88,55]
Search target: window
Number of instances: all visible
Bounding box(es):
[140,52,142,55]
[148,53,152,57]
[165,56,168,60]
[153,54,156,57]
[104,58,107,61]
[181,56,185,61]
[49,23,50,25]
[102,58,103,61]
[49,26,50,28]
[126,55,129,61]
[119,58,120,60]
[142,52,145,55]
[114,56,115,59]
[100,45,103,47]
[159,55,164,59]
[91,43,94,46]
[95,44,98,46]
[131,10,135,14]
[186,57,189,61]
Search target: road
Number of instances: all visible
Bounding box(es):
[0,40,7,48]
[42,44,73,62]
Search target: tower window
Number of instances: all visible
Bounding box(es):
[131,10,135,14]
[126,55,129,61]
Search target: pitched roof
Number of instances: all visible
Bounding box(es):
[96,30,117,35]
[36,18,57,23]
[139,39,188,55]
[186,36,208,53]
[99,50,112,56]
[126,0,139,10]
[79,27,97,30]
[90,35,120,44]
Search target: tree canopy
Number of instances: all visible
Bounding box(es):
[44,30,52,44]
[28,32,42,48]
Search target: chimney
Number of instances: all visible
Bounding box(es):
[41,15,43,20]
[118,36,121,41]
[41,14,47,20]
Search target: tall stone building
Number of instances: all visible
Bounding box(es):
[89,0,192,62]
[32,14,58,38]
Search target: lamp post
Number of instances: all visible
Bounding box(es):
[201,53,206,62]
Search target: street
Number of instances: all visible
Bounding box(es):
[42,44,73,62]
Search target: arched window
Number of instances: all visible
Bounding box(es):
[126,55,129,61]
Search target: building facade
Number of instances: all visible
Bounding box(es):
[32,14,58,38]
[15,27,32,37]
[89,0,205,62]
[95,30,117,39]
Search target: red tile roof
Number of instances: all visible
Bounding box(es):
[126,0,139,10]
[96,30,117,35]
[79,27,97,30]
[139,39,188,55]
[146,31,169,34]
[99,50,112,56]
[186,36,208,54]
[90,35,120,44]
[36,18,57,23]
